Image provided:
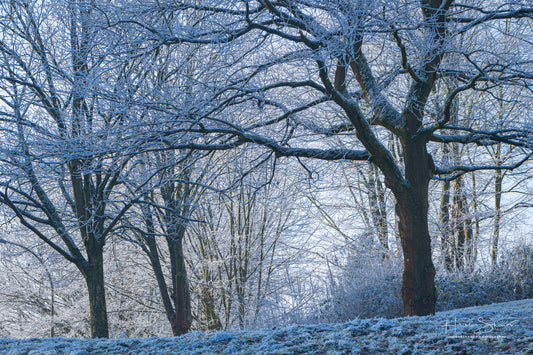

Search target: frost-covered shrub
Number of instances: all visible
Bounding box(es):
[435,271,491,311]
[316,255,403,322]
[493,245,533,300]
[436,244,533,311]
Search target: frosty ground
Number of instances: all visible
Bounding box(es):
[1,299,532,354]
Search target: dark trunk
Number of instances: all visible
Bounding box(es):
[396,195,436,315]
[168,233,192,336]
[70,165,109,338]
[139,195,192,336]
[388,138,436,316]
[82,247,109,338]
[143,231,178,335]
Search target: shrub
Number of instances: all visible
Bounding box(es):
[492,244,533,300]
[316,244,533,322]
[436,244,533,311]
[316,255,403,322]
[435,271,490,311]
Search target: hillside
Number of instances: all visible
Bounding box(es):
[1,299,533,354]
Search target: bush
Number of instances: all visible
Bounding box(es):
[494,245,533,300]
[435,271,490,311]
[316,255,403,322]
[436,244,533,311]
[315,244,533,322]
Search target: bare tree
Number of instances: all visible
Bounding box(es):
[186,159,302,330]
[121,151,210,336]
[0,0,148,337]
[127,1,533,315]
[109,21,228,333]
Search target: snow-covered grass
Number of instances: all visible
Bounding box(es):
[2,299,533,354]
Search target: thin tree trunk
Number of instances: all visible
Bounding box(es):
[453,179,474,271]
[141,230,177,335]
[160,167,193,336]
[492,144,503,266]
[470,172,480,270]
[200,282,223,331]
[452,177,469,270]
[368,164,389,256]
[440,143,453,271]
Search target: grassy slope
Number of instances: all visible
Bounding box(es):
[1,299,532,354]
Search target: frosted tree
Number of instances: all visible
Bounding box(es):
[120,150,212,336]
[0,0,152,337]
[128,0,533,315]
[185,156,304,330]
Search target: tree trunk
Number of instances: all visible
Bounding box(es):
[451,176,473,270]
[492,143,503,267]
[200,282,223,331]
[139,193,193,336]
[390,139,436,316]
[82,248,109,338]
[168,232,192,336]
[395,196,437,315]
[142,230,177,335]
[452,178,464,270]
[368,164,389,256]
[440,164,453,271]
